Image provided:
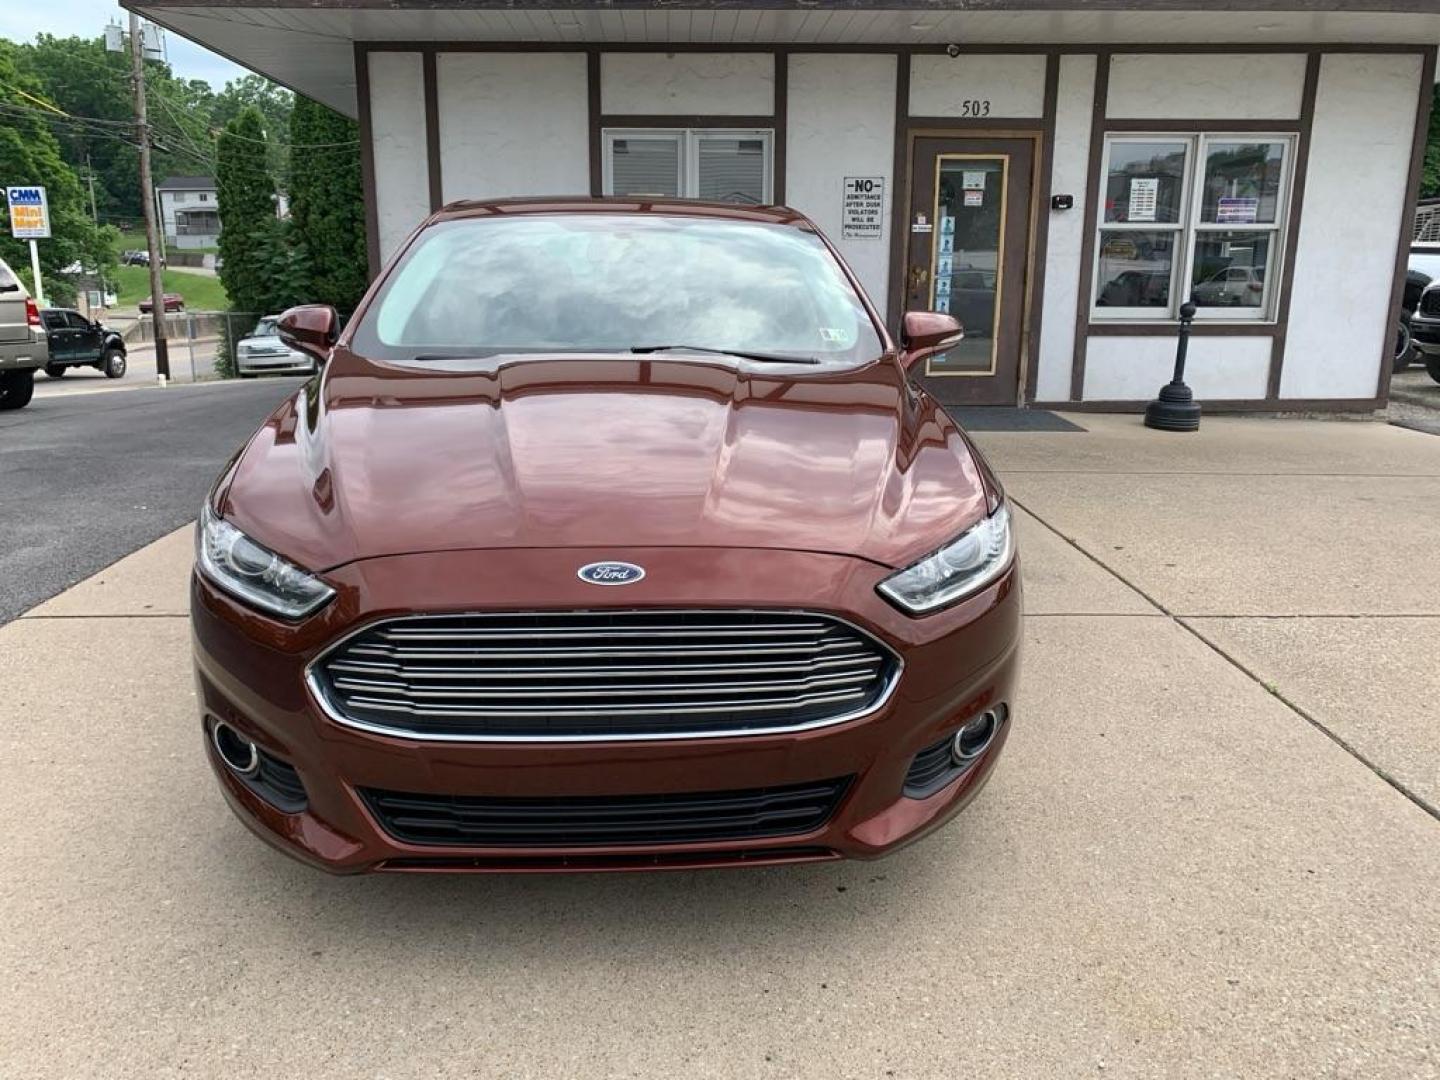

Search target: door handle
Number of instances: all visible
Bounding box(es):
[908,265,929,293]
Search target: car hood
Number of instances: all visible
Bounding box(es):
[219,350,994,573]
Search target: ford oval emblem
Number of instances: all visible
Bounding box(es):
[577,561,646,586]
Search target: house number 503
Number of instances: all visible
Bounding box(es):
[961,100,992,117]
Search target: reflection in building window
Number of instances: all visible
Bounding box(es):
[1093,134,1293,322]
[604,129,772,205]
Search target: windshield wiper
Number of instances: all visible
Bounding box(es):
[630,344,821,365]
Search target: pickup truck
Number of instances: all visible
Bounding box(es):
[0,256,48,411]
[39,308,127,379]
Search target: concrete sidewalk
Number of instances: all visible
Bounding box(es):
[1,416,1437,1078]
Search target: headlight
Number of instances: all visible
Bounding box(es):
[877,503,1014,615]
[196,503,334,619]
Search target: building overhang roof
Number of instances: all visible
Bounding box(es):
[123,1,1440,117]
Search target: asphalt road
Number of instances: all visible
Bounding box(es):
[0,379,299,623]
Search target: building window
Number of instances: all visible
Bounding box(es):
[603,129,772,205]
[1093,134,1294,322]
[198,193,209,202]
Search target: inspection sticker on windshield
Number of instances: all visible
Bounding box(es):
[818,328,847,343]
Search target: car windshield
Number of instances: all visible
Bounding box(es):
[253,318,279,337]
[349,213,883,368]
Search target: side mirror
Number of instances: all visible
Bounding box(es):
[277,305,339,364]
[899,311,964,371]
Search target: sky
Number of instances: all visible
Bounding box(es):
[0,0,247,88]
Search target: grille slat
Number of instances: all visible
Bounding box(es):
[314,610,897,739]
[330,669,880,700]
[345,639,865,661]
[360,777,853,847]
[327,653,880,680]
[344,686,871,719]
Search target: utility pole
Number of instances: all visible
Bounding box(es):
[84,154,106,310]
[129,12,169,383]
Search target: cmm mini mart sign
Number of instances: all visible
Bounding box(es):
[5,186,51,240]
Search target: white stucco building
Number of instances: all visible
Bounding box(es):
[125,1,1437,411]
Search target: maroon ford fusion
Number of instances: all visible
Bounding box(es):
[191,198,1021,873]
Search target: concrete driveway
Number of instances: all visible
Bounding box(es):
[1,415,1437,1078]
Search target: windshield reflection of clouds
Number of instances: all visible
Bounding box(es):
[364,215,882,366]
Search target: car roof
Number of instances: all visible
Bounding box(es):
[432,196,816,231]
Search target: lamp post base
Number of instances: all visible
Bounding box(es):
[1143,381,1201,432]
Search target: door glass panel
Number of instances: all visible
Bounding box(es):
[929,156,1005,374]
[696,137,766,205]
[610,137,681,197]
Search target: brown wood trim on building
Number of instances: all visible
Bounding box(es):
[1068,50,1110,401]
[351,41,1439,63]
[1101,117,1308,131]
[773,50,788,204]
[1031,396,1386,414]
[596,113,779,129]
[1266,51,1321,399]
[1378,43,1439,404]
[885,52,911,332]
[906,115,1050,130]
[587,52,602,196]
[355,43,380,280]
[1085,321,1283,337]
[1021,53,1061,404]
[422,50,443,211]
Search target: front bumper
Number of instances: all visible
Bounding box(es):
[1412,313,1440,355]
[192,545,1022,873]
[237,351,314,375]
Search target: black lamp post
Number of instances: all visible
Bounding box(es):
[1143,297,1201,432]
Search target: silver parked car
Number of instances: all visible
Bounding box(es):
[0,256,49,411]
[236,315,317,377]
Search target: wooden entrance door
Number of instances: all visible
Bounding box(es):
[903,137,1035,405]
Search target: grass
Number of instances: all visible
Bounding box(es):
[116,231,219,256]
[111,265,230,312]
[111,265,229,310]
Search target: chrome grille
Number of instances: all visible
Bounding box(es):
[310,610,899,740]
[1421,289,1440,318]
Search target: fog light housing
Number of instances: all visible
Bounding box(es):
[951,705,1005,763]
[211,720,260,777]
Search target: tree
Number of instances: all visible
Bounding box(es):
[1422,85,1440,201]
[211,76,292,184]
[216,106,279,313]
[288,95,367,313]
[0,44,104,304]
[10,34,216,226]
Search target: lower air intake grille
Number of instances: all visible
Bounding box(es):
[313,610,898,740]
[359,777,853,848]
[903,737,960,798]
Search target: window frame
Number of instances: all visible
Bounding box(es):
[602,127,774,205]
[1091,131,1296,324]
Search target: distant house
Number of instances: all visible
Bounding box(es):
[156,175,220,250]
